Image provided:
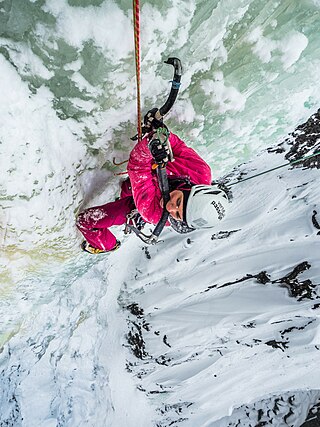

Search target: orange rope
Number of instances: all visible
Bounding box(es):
[112,157,129,166]
[133,0,142,141]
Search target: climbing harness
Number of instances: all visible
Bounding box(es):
[126,161,171,245]
[228,150,320,187]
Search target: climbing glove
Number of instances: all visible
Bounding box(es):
[148,136,171,165]
[144,108,164,130]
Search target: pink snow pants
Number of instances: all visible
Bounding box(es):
[76,179,135,251]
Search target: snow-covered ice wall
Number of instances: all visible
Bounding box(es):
[1,0,320,426]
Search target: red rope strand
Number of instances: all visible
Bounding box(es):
[133,0,142,141]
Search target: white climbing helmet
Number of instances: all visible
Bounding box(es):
[185,185,230,229]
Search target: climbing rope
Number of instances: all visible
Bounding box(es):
[112,157,128,166]
[133,0,142,141]
[228,150,320,186]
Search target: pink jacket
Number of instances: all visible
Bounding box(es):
[127,132,212,224]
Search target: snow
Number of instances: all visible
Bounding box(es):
[1,0,320,426]
[120,130,320,425]
[44,0,134,60]
[246,27,308,71]
[201,71,247,113]
[4,126,320,425]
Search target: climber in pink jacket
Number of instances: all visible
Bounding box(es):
[127,132,212,224]
[77,116,229,254]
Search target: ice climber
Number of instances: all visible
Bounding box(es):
[76,109,230,254]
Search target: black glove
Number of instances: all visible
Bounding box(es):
[148,137,170,165]
[144,108,164,130]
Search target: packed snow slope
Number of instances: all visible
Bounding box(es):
[1,0,320,426]
[122,111,320,427]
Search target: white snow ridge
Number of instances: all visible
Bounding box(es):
[120,110,320,427]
